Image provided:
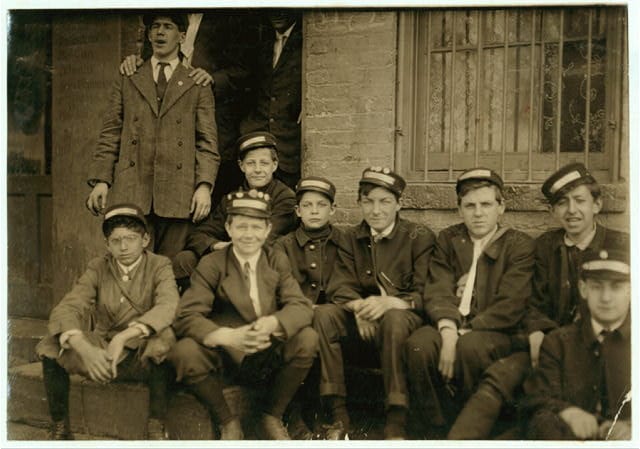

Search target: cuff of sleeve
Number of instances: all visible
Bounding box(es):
[128,321,151,337]
[59,329,83,350]
[438,319,457,332]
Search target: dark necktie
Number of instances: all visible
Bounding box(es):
[566,245,582,319]
[156,62,169,104]
[243,261,251,287]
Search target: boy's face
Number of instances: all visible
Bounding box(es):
[239,148,277,189]
[551,184,602,242]
[225,215,272,259]
[579,277,630,328]
[296,191,335,230]
[458,186,505,239]
[106,227,150,266]
[359,186,400,233]
[148,17,185,62]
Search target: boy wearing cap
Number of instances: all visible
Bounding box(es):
[86,12,220,260]
[313,167,436,440]
[405,168,534,438]
[167,189,317,440]
[36,204,180,440]
[523,246,631,440]
[173,131,296,284]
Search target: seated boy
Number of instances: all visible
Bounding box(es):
[405,168,534,438]
[273,176,342,438]
[173,131,296,285]
[523,246,630,440]
[167,189,317,440]
[314,167,436,440]
[36,204,180,440]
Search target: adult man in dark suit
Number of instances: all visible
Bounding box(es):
[239,11,302,190]
[87,13,220,259]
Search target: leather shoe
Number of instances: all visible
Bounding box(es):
[324,420,348,440]
[220,418,244,440]
[49,420,73,440]
[287,412,314,440]
[257,413,291,440]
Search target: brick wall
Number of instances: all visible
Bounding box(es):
[302,10,629,237]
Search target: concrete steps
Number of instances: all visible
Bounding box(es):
[8,318,48,367]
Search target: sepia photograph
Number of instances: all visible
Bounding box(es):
[4,1,636,445]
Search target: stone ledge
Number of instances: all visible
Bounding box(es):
[401,183,627,212]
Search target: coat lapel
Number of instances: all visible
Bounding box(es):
[256,252,279,316]
[220,249,258,322]
[159,64,195,117]
[129,61,159,116]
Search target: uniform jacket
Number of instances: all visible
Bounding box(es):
[88,60,220,219]
[239,22,302,175]
[37,251,179,359]
[424,224,534,332]
[273,225,344,305]
[172,245,313,344]
[186,178,297,257]
[525,225,629,334]
[523,313,631,421]
[326,218,436,313]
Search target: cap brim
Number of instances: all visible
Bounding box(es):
[359,178,400,194]
[227,208,271,219]
[296,186,335,201]
[582,270,630,281]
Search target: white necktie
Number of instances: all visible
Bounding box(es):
[459,240,483,317]
[273,33,286,68]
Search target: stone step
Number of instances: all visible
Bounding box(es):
[8,318,48,367]
[8,362,256,440]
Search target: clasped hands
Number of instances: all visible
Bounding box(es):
[203,316,280,355]
[348,296,410,342]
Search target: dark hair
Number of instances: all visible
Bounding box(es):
[357,183,400,202]
[143,12,188,33]
[552,179,602,206]
[457,180,504,205]
[103,216,147,238]
[239,147,278,163]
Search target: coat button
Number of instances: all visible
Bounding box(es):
[311,283,317,289]
[269,118,275,123]
[176,118,182,124]
[366,269,372,275]
[178,141,183,147]
[129,161,135,167]
[594,349,600,357]
[592,385,598,391]
[367,244,371,249]
[310,262,317,269]
[177,163,182,169]
[309,244,316,250]
[133,116,139,122]
[131,139,137,145]
[271,96,276,102]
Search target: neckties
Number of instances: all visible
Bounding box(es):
[459,239,483,317]
[156,62,169,104]
[244,261,262,317]
[273,33,286,68]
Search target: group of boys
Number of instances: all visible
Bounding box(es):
[38,11,631,443]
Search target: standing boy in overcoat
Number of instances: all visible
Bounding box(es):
[167,189,317,440]
[405,168,534,438]
[313,167,436,440]
[86,12,220,260]
[523,246,631,440]
[36,204,179,440]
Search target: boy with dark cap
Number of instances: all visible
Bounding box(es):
[273,176,343,438]
[173,131,296,286]
[313,167,436,440]
[405,168,534,438]
[86,12,220,260]
[523,246,631,440]
[167,189,317,440]
[36,204,180,440]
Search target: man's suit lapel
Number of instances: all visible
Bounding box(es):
[256,252,279,316]
[273,23,300,72]
[159,64,195,117]
[220,249,258,322]
[129,61,159,116]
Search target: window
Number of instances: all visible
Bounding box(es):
[396,7,627,183]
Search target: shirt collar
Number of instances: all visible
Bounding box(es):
[564,224,597,250]
[151,56,180,72]
[591,314,627,339]
[371,221,396,240]
[470,225,498,248]
[276,22,296,41]
[232,247,261,272]
[116,253,143,275]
